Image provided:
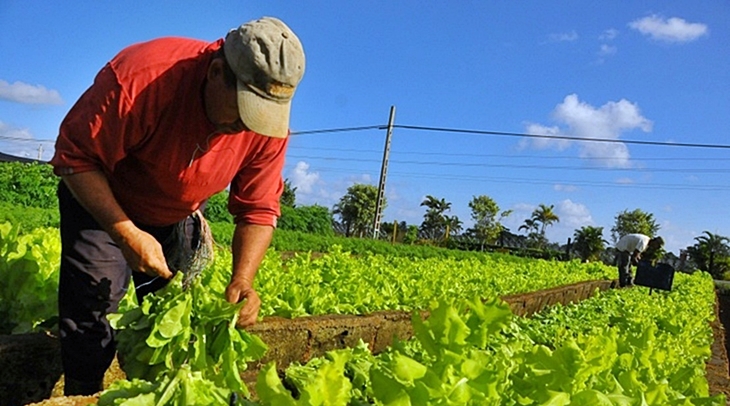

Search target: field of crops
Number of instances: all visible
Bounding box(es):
[0,222,727,405]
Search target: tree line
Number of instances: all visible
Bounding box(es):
[318,182,730,279]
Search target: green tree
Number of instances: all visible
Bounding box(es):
[419,195,452,241]
[467,195,511,246]
[686,231,730,279]
[280,178,297,208]
[278,205,333,235]
[332,183,382,237]
[533,204,560,237]
[572,226,606,262]
[518,218,544,249]
[444,215,463,239]
[520,204,559,249]
[403,225,419,245]
[610,208,660,243]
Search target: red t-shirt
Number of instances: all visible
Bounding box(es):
[51,37,287,227]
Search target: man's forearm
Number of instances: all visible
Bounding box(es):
[231,223,274,286]
[61,171,136,245]
[62,171,172,278]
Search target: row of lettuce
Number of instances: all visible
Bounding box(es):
[102,256,723,405]
[0,222,725,404]
[0,222,613,335]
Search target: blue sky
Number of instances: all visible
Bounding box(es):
[1,1,728,255]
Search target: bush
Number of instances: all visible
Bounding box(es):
[278,205,334,235]
[0,202,59,230]
[0,162,59,209]
[203,191,234,223]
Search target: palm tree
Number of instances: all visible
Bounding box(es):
[533,204,560,237]
[420,195,452,241]
[520,204,559,249]
[444,215,463,239]
[573,226,606,262]
[690,231,730,278]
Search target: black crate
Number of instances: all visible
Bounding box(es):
[634,261,675,291]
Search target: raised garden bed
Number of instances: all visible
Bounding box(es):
[5,279,729,405]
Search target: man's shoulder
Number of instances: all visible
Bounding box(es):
[121,37,214,57]
[110,37,221,81]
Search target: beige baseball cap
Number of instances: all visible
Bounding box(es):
[224,17,305,138]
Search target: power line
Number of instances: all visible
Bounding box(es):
[0,135,55,143]
[393,124,730,150]
[288,145,730,162]
[284,164,730,192]
[286,153,730,174]
[289,122,730,150]
[290,125,384,136]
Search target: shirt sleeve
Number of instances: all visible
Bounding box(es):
[228,136,289,226]
[51,63,143,176]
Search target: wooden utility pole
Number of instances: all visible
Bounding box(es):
[372,106,396,239]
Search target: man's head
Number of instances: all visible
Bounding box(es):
[649,236,664,249]
[218,17,305,137]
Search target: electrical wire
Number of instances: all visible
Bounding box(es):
[392,124,730,150]
[285,154,730,174]
[284,164,730,192]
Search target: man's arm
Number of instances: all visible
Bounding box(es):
[61,171,172,278]
[225,223,274,327]
[631,249,642,265]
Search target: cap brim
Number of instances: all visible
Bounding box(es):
[237,81,290,138]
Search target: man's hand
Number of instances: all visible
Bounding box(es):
[61,172,172,279]
[120,227,173,279]
[225,278,261,327]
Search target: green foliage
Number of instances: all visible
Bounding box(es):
[0,162,59,209]
[278,205,334,236]
[98,365,232,406]
[520,204,559,249]
[253,273,724,405]
[572,226,606,262]
[0,223,61,334]
[280,178,297,208]
[108,265,268,401]
[611,208,660,243]
[0,201,59,230]
[333,183,381,237]
[467,195,507,245]
[0,219,723,404]
[203,191,234,223]
[686,231,730,279]
[419,195,452,241]
[253,246,614,318]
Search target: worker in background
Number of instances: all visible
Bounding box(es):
[614,233,664,287]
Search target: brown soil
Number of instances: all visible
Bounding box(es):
[710,293,730,402]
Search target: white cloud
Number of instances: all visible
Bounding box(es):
[556,199,593,228]
[629,15,708,43]
[521,124,571,150]
[0,80,63,105]
[598,44,617,56]
[599,29,619,41]
[522,94,653,168]
[548,30,579,42]
[554,184,578,192]
[289,161,320,194]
